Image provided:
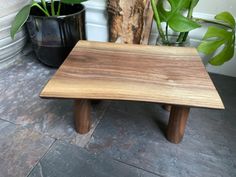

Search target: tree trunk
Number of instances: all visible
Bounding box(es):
[107,0,154,44]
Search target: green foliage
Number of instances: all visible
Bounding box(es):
[215,11,235,28]
[157,0,200,32]
[152,0,236,66]
[168,14,200,32]
[198,12,235,65]
[10,4,32,39]
[11,0,87,39]
[190,0,199,8]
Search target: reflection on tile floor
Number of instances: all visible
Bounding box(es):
[0,51,236,177]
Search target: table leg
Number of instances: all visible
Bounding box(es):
[74,99,91,134]
[166,106,190,144]
[162,104,172,112]
[91,100,101,105]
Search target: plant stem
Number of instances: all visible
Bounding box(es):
[40,0,49,15]
[57,1,62,16]
[182,32,189,42]
[151,0,167,43]
[51,0,55,16]
[165,22,169,43]
[177,1,195,43]
[193,17,233,29]
[32,3,50,16]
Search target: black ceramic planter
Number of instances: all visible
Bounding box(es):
[26,3,86,68]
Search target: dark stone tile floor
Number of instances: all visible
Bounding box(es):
[0,52,109,148]
[0,120,54,177]
[0,50,236,177]
[28,141,157,177]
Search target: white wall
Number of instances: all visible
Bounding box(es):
[83,0,108,42]
[195,0,236,17]
[84,0,236,77]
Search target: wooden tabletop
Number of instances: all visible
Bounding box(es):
[40,40,224,109]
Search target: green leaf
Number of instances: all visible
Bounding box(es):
[215,11,235,29]
[10,4,32,39]
[202,26,231,40]
[61,0,87,4]
[191,0,199,8]
[197,26,235,65]
[158,0,189,21]
[157,0,200,32]
[197,39,225,55]
[169,14,201,32]
[182,0,199,9]
[209,42,234,65]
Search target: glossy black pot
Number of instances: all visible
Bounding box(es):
[26,3,86,67]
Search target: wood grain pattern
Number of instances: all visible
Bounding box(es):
[166,106,190,144]
[41,40,224,109]
[74,100,91,134]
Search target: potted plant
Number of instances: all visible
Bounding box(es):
[151,0,235,66]
[11,0,87,68]
[0,0,29,68]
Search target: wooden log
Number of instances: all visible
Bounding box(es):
[166,106,190,144]
[140,0,156,45]
[107,0,155,44]
[74,99,91,134]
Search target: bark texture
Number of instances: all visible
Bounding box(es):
[107,0,153,44]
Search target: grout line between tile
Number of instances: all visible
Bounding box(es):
[83,101,112,148]
[26,139,57,177]
[0,118,20,126]
[113,158,164,177]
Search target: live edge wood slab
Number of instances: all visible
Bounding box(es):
[40,40,224,144]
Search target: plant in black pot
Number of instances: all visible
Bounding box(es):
[11,0,87,68]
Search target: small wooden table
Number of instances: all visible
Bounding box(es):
[40,40,224,144]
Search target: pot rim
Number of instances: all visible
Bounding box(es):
[29,3,86,19]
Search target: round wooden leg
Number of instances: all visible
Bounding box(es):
[74,99,91,134]
[162,104,172,112]
[91,100,101,105]
[166,106,190,144]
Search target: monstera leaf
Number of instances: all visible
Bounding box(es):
[215,11,235,29]
[198,12,235,65]
[157,0,200,32]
